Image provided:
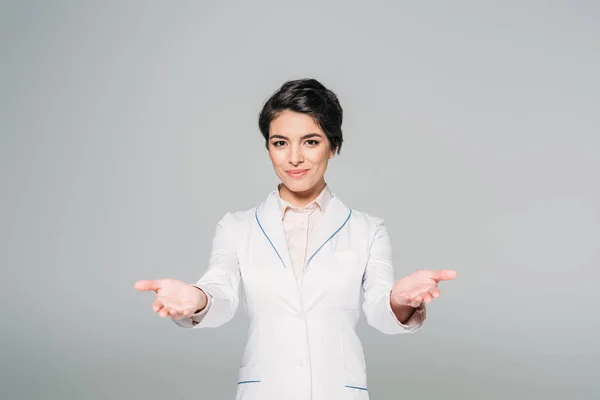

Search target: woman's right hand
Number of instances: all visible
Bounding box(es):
[134,278,207,319]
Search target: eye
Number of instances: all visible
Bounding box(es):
[272,140,286,147]
[305,139,320,146]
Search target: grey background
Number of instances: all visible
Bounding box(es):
[1,1,599,399]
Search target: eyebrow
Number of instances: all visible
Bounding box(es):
[270,133,324,141]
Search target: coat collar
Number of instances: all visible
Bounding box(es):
[255,187,352,269]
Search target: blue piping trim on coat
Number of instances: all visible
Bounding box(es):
[305,209,353,267]
[238,380,261,385]
[345,385,368,391]
[255,207,287,268]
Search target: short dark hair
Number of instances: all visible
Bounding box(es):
[258,78,344,154]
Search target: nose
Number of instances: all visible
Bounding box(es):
[289,144,304,165]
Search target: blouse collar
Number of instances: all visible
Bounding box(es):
[276,183,333,219]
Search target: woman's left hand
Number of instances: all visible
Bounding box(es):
[391,269,458,308]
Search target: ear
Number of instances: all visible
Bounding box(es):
[329,147,336,159]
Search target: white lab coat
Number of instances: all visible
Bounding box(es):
[175,189,425,400]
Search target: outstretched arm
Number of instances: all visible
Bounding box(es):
[362,218,456,334]
[135,212,241,329]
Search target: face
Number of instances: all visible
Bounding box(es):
[268,110,335,204]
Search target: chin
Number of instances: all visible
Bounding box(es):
[282,179,314,193]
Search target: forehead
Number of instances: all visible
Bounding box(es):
[269,110,324,137]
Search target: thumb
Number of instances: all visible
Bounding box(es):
[433,269,458,282]
[134,279,161,292]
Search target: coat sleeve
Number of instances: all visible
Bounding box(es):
[362,218,426,335]
[173,212,241,329]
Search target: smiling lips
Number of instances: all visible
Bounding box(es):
[286,169,309,178]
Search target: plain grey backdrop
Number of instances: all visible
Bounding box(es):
[1,1,599,399]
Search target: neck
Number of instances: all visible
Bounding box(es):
[279,179,326,208]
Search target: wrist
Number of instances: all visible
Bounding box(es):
[192,285,208,313]
[390,291,417,324]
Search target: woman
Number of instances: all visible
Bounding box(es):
[135,78,457,400]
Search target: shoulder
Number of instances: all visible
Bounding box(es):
[210,208,256,245]
[348,208,382,224]
[346,206,387,239]
[216,207,256,228]
[217,190,277,227]
[346,208,393,254]
[331,191,383,227]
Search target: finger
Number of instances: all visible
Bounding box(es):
[152,300,164,312]
[135,280,161,292]
[172,312,184,320]
[409,286,433,299]
[410,295,423,308]
[158,306,171,318]
[411,299,422,308]
[420,292,433,304]
[169,307,182,319]
[428,287,441,299]
[181,307,195,318]
[434,269,458,282]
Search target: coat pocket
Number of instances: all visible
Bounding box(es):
[344,373,368,391]
[340,327,369,395]
[344,376,369,399]
[235,366,261,400]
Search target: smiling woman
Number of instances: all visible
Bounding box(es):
[134,78,457,400]
[259,79,343,206]
[266,110,334,205]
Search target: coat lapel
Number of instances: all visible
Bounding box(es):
[254,189,353,270]
[254,188,353,313]
[305,194,352,267]
[254,190,293,269]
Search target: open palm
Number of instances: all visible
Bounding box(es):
[391,269,457,308]
[134,278,205,319]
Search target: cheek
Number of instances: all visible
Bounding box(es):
[310,149,331,167]
[268,150,284,167]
